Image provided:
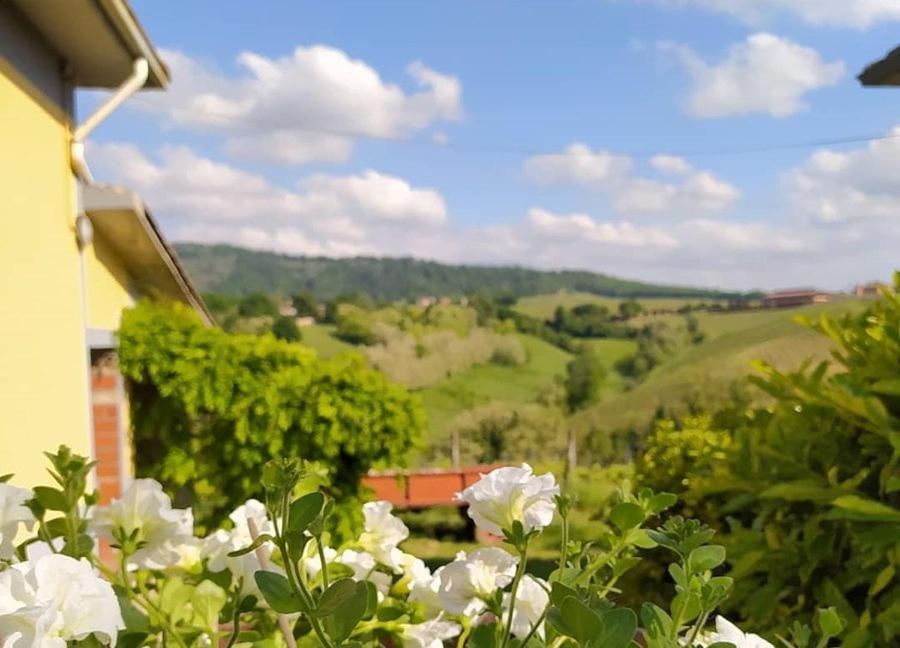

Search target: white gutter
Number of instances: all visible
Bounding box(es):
[71,57,149,183]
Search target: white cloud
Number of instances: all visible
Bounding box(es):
[786,126,900,223]
[662,33,844,118]
[135,46,462,164]
[528,207,679,247]
[88,142,447,256]
[524,144,739,215]
[651,154,691,175]
[646,0,900,28]
[87,137,899,291]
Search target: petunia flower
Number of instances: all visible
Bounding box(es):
[357,501,409,570]
[0,484,35,560]
[0,553,123,646]
[90,479,194,570]
[438,547,518,617]
[456,464,559,537]
[504,575,549,639]
[202,499,277,596]
[400,616,461,648]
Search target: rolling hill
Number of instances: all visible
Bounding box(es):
[175,243,739,301]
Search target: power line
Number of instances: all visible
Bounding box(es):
[127,96,900,160]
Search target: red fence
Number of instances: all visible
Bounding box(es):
[362,465,502,509]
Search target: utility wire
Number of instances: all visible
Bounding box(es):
[128,96,900,160]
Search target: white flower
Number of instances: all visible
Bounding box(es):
[401,616,461,648]
[438,548,518,617]
[704,616,774,648]
[457,464,559,537]
[505,575,549,639]
[203,499,276,596]
[0,553,123,646]
[408,567,444,619]
[170,536,204,571]
[0,484,35,560]
[358,501,409,570]
[302,543,337,581]
[337,549,392,595]
[91,479,193,570]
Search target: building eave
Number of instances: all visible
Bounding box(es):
[83,184,214,326]
[858,45,900,86]
[9,0,169,88]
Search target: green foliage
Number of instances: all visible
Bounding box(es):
[117,301,425,526]
[237,292,277,318]
[636,274,900,645]
[447,401,568,464]
[564,348,608,412]
[552,304,634,339]
[271,315,302,342]
[615,321,687,383]
[291,291,319,318]
[176,243,736,301]
[618,300,644,320]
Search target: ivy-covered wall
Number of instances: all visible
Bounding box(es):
[117,302,425,526]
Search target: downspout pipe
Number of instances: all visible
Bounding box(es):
[71,57,149,183]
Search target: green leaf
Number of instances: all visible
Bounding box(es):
[32,486,68,512]
[468,622,499,648]
[254,571,304,614]
[550,582,578,607]
[159,577,193,620]
[869,565,894,597]
[192,580,227,633]
[640,603,673,640]
[288,492,325,534]
[647,492,677,514]
[688,545,726,574]
[324,580,369,643]
[560,596,603,644]
[227,533,272,557]
[816,607,845,638]
[609,502,644,531]
[871,379,900,396]
[594,607,638,648]
[284,529,310,564]
[315,578,357,617]
[828,495,900,523]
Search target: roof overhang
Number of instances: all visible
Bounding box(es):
[9,0,169,88]
[83,185,213,326]
[859,45,900,86]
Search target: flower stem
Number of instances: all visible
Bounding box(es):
[316,535,330,589]
[501,537,529,648]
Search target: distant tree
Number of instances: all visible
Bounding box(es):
[618,299,643,320]
[237,292,277,317]
[564,349,607,413]
[324,292,374,323]
[202,292,238,318]
[562,349,607,482]
[271,315,302,342]
[291,291,319,318]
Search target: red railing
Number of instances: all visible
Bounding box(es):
[362,465,502,509]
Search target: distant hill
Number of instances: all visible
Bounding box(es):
[175,244,739,301]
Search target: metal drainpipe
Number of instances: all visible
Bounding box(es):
[71,57,149,183]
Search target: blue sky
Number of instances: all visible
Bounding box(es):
[84,1,900,290]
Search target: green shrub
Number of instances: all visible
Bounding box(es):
[117,301,425,527]
[271,314,302,342]
[636,274,900,645]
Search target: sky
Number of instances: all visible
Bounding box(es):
[82,0,900,291]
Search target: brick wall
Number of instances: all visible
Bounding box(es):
[90,349,123,505]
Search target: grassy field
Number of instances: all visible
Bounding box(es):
[574,299,865,433]
[416,334,572,448]
[583,338,638,394]
[300,324,355,358]
[515,291,721,320]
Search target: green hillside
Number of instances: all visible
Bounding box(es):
[175,243,737,301]
[515,291,723,320]
[572,299,866,433]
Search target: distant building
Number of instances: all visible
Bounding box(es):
[855,281,886,298]
[295,316,316,327]
[417,296,438,308]
[762,289,831,309]
[278,301,297,316]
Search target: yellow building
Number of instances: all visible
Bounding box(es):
[0,1,210,501]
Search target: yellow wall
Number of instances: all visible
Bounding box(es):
[0,58,92,488]
[84,230,136,331]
